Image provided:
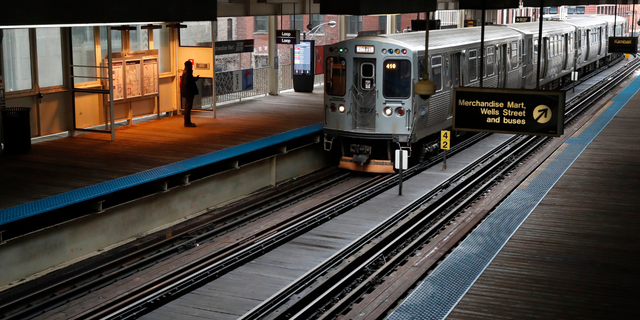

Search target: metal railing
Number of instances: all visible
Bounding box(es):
[196,64,324,108]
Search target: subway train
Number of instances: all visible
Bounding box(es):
[322,15,629,173]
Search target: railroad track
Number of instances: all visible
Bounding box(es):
[3,56,637,320]
[239,56,640,320]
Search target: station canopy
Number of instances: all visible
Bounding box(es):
[2,0,217,27]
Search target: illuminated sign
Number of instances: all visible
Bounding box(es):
[515,16,531,23]
[453,87,565,137]
[385,63,397,69]
[608,37,638,53]
[356,45,375,54]
[276,30,300,44]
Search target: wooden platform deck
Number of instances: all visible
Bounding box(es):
[0,91,323,211]
[447,87,640,319]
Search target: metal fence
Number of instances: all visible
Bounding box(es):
[194,64,324,109]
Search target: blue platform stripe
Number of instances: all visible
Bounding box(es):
[0,123,323,227]
[386,76,640,320]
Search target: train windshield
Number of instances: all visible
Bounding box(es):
[325,57,347,96]
[382,59,412,98]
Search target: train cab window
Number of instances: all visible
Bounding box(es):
[325,57,347,96]
[486,47,494,76]
[383,59,412,98]
[431,55,443,91]
[468,49,478,82]
[360,62,375,91]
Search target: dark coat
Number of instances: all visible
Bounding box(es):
[180,70,199,97]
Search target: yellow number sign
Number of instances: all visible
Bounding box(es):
[441,130,450,150]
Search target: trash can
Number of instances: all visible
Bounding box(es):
[2,107,31,154]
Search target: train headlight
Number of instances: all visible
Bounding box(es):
[396,107,405,116]
[383,107,393,116]
[338,104,346,113]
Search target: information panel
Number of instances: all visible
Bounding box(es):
[453,87,565,137]
[294,40,314,76]
[125,60,142,98]
[608,37,638,54]
[111,61,124,101]
[143,58,158,96]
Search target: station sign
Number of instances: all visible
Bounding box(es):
[515,16,531,23]
[215,40,254,55]
[276,30,300,44]
[464,19,476,27]
[608,37,638,54]
[452,87,565,137]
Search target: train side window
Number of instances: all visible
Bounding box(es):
[383,59,411,98]
[431,55,443,92]
[533,38,538,64]
[468,49,477,82]
[486,47,494,76]
[511,41,518,69]
[325,57,347,96]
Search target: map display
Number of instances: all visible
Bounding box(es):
[111,61,124,100]
[143,58,158,95]
[125,60,142,98]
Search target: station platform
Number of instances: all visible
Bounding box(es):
[0,89,323,235]
[387,68,640,318]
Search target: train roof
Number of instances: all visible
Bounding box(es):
[585,14,627,25]
[377,26,522,51]
[505,20,575,35]
[561,16,608,27]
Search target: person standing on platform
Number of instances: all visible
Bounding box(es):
[180,60,199,127]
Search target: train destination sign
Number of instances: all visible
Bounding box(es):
[276,30,300,44]
[608,37,638,54]
[452,88,565,137]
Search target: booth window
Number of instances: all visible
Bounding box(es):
[180,22,212,47]
[255,16,268,32]
[36,28,64,88]
[71,26,97,84]
[383,59,411,98]
[100,27,122,59]
[2,29,32,92]
[153,26,172,73]
[325,57,346,96]
[130,25,149,52]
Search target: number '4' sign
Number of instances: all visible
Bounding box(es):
[441,130,450,150]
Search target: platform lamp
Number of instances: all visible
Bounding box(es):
[305,20,337,39]
[414,13,436,100]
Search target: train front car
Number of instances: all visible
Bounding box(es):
[323,36,416,173]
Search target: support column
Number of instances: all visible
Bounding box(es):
[211,20,217,118]
[339,15,347,41]
[268,15,279,96]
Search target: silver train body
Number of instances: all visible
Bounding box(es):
[323,15,628,173]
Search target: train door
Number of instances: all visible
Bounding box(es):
[585,29,590,60]
[497,44,507,88]
[451,52,461,88]
[352,58,377,131]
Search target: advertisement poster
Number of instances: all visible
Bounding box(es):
[315,46,324,75]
